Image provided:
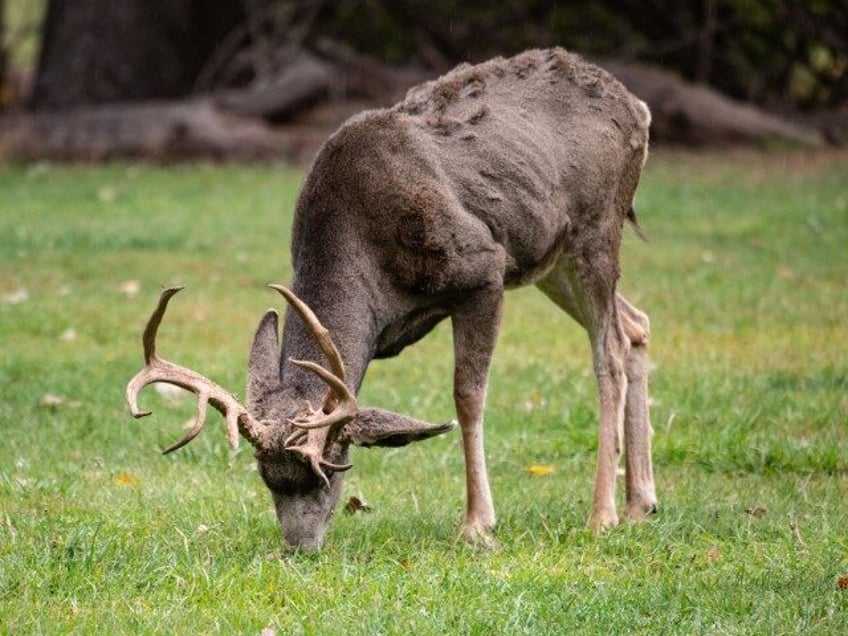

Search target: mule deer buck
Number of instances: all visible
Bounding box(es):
[126,48,657,550]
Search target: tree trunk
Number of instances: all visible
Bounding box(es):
[30,0,243,110]
[0,0,7,104]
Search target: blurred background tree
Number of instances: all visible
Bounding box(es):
[0,0,6,105]
[0,0,844,160]
[1,0,843,111]
[319,0,847,109]
[29,0,244,109]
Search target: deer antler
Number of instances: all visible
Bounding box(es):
[126,286,270,454]
[268,284,358,433]
[269,284,358,485]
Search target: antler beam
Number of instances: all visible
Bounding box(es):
[268,284,358,434]
[269,284,359,486]
[125,286,269,454]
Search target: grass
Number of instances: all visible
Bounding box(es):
[1,149,847,634]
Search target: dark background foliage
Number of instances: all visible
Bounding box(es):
[313,0,847,109]
[4,0,846,111]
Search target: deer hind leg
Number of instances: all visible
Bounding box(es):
[617,293,657,520]
[537,261,628,532]
[451,284,503,548]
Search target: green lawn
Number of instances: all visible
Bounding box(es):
[1,150,847,634]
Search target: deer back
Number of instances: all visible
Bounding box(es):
[291,48,650,304]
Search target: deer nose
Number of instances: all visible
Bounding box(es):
[283,527,325,552]
[273,494,331,552]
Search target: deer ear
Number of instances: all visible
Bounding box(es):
[341,408,456,447]
[247,310,280,408]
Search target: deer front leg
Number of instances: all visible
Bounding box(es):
[617,294,657,520]
[588,314,629,533]
[451,285,503,548]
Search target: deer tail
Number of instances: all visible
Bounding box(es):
[627,205,648,242]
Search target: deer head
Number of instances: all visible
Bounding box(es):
[126,285,454,550]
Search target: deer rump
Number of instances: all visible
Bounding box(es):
[126,48,657,550]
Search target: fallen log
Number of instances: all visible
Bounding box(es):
[0,52,831,164]
[212,52,333,121]
[600,60,824,147]
[0,98,294,162]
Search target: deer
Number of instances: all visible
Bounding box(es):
[126,47,657,551]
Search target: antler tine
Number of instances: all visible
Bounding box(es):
[268,284,358,433]
[268,284,346,382]
[125,286,268,454]
[283,444,354,489]
[141,285,184,364]
[126,285,185,420]
[287,359,358,430]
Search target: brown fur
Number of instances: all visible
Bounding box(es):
[168,48,658,550]
[248,48,657,548]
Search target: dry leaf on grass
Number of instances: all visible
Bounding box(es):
[776,264,795,280]
[119,280,141,297]
[704,546,721,563]
[344,496,372,514]
[527,464,555,476]
[40,393,64,408]
[114,473,140,486]
[3,289,28,305]
[837,575,848,590]
[97,185,117,202]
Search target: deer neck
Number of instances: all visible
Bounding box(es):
[278,277,377,406]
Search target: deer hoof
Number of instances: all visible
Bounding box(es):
[625,500,658,522]
[588,510,619,534]
[459,521,500,551]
